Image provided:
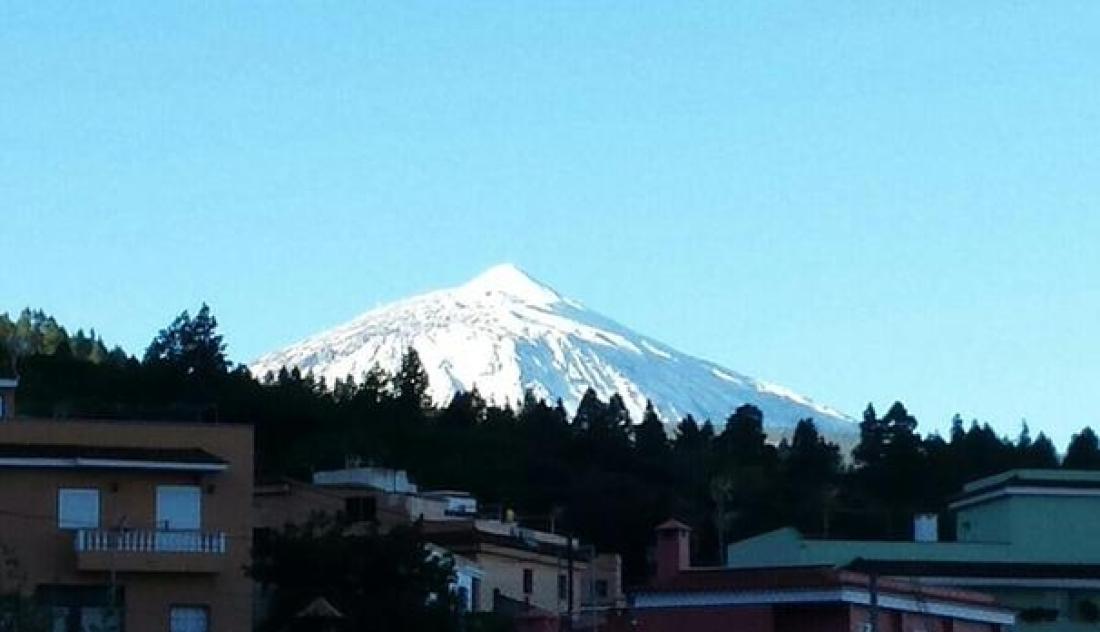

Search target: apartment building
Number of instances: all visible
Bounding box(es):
[0,382,252,632]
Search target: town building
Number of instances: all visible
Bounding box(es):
[253,465,624,628]
[725,468,1100,630]
[627,520,1014,632]
[0,386,252,632]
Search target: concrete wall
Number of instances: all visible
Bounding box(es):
[956,497,1013,544]
[0,418,253,632]
[1004,495,1100,561]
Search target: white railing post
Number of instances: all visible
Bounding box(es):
[76,529,227,555]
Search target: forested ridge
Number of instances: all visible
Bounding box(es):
[4,305,1100,585]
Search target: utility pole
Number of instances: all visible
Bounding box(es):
[868,572,879,632]
[566,532,574,631]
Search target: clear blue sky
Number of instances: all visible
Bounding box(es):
[4,3,1100,446]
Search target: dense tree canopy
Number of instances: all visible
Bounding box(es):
[250,517,460,632]
[4,305,1087,584]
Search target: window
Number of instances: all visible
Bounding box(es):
[522,569,533,594]
[558,574,568,600]
[170,606,209,632]
[156,485,201,530]
[345,496,377,522]
[58,489,100,529]
[37,585,121,632]
[156,486,202,552]
[595,579,609,599]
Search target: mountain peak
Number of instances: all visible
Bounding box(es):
[461,264,561,304]
[251,267,856,441]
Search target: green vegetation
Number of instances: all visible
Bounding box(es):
[250,517,459,632]
[0,305,1088,585]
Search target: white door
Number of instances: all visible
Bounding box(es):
[156,485,201,551]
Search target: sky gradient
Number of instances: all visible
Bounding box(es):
[4,3,1100,446]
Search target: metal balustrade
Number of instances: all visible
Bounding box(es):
[75,529,227,554]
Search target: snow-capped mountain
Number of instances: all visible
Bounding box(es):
[251,264,856,439]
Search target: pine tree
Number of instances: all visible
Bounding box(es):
[853,403,887,468]
[635,400,670,462]
[1022,432,1059,469]
[395,348,431,411]
[781,418,841,534]
[572,388,606,433]
[360,363,393,404]
[674,414,702,450]
[0,341,15,378]
[143,303,228,376]
[1064,427,1100,469]
[441,388,487,427]
[716,404,768,465]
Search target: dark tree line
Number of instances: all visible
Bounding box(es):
[4,306,1100,585]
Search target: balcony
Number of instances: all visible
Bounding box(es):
[74,529,228,574]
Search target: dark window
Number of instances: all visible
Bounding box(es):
[170,605,210,632]
[522,569,533,594]
[471,577,481,611]
[595,580,609,599]
[253,527,274,551]
[36,585,122,632]
[558,574,567,600]
[345,496,377,522]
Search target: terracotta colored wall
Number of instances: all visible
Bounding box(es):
[634,606,774,632]
[0,419,253,631]
[654,528,689,582]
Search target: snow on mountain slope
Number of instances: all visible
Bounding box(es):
[250,264,856,439]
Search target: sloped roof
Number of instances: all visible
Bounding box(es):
[655,519,692,532]
[0,443,227,471]
[295,597,344,619]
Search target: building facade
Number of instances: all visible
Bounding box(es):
[0,416,253,632]
[629,521,1013,632]
[255,466,624,628]
[725,469,1100,630]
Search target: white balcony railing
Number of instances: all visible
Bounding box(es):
[75,529,227,554]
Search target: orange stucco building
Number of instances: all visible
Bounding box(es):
[0,393,252,632]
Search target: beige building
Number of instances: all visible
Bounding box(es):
[255,466,624,624]
[0,387,252,632]
[422,518,622,620]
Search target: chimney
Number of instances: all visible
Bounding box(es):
[654,519,692,582]
[914,513,938,543]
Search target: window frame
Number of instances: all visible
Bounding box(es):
[57,488,101,530]
[156,485,202,531]
[169,604,210,632]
